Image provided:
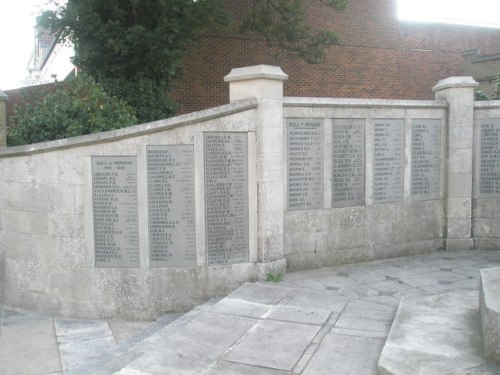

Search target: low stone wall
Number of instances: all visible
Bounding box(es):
[0,98,265,319]
[282,98,448,270]
[1,66,500,319]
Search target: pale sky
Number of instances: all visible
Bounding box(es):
[0,0,44,90]
[398,0,500,28]
[1,0,500,91]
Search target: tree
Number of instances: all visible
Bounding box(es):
[40,0,347,122]
[8,74,137,146]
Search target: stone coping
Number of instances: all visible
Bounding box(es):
[474,100,500,109]
[0,98,258,158]
[283,97,448,109]
[480,267,500,364]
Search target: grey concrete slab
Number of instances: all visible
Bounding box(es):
[267,305,334,325]
[0,310,61,375]
[378,291,488,375]
[2,251,500,375]
[225,319,321,371]
[210,297,271,319]
[303,333,385,375]
[54,319,116,373]
[227,282,292,305]
[107,320,151,344]
[206,361,288,374]
[285,288,348,312]
[116,312,257,374]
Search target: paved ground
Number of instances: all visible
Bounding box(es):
[1,250,500,375]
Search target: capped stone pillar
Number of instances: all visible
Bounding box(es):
[0,90,7,148]
[225,65,288,278]
[433,77,478,251]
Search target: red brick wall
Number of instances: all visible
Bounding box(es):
[170,0,500,114]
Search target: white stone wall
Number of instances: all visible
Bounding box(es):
[473,101,500,249]
[282,99,448,270]
[1,66,498,320]
[0,100,261,319]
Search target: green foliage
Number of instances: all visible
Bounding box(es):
[266,273,284,283]
[7,74,137,146]
[36,0,347,123]
[100,77,177,123]
[241,0,347,63]
[475,74,500,101]
[40,0,227,83]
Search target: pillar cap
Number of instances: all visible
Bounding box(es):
[0,90,7,101]
[432,77,478,92]
[225,65,288,83]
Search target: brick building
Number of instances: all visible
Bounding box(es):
[170,0,500,113]
[5,0,500,122]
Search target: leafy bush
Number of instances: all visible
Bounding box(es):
[475,74,500,101]
[100,77,177,123]
[7,74,137,146]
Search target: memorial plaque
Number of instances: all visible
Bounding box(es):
[373,119,404,203]
[286,118,323,210]
[411,119,441,200]
[147,145,195,267]
[480,119,500,196]
[204,133,249,265]
[332,119,365,207]
[92,156,139,268]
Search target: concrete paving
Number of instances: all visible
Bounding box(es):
[1,250,500,375]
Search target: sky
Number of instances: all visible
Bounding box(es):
[1,0,500,91]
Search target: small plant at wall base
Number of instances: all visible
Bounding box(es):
[7,74,137,146]
[266,273,284,283]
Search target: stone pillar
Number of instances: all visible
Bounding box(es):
[225,65,288,278]
[0,90,7,148]
[433,77,478,251]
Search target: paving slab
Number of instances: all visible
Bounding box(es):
[54,319,117,373]
[225,319,321,371]
[377,290,493,375]
[2,250,500,375]
[303,333,385,375]
[0,310,62,375]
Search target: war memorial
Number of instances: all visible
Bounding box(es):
[0,66,499,373]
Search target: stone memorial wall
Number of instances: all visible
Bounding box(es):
[479,119,500,196]
[286,119,323,210]
[373,119,404,204]
[410,119,441,200]
[147,145,196,267]
[332,119,365,208]
[204,133,249,265]
[1,66,499,320]
[92,156,139,268]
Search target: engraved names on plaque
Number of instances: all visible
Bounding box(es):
[92,156,139,268]
[204,133,249,265]
[373,119,404,203]
[147,145,195,267]
[332,119,365,207]
[480,119,500,196]
[287,119,323,210]
[411,119,441,200]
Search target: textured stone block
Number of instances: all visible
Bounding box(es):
[479,268,500,364]
[447,198,472,219]
[448,149,472,174]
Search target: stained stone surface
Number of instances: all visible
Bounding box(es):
[2,251,500,375]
